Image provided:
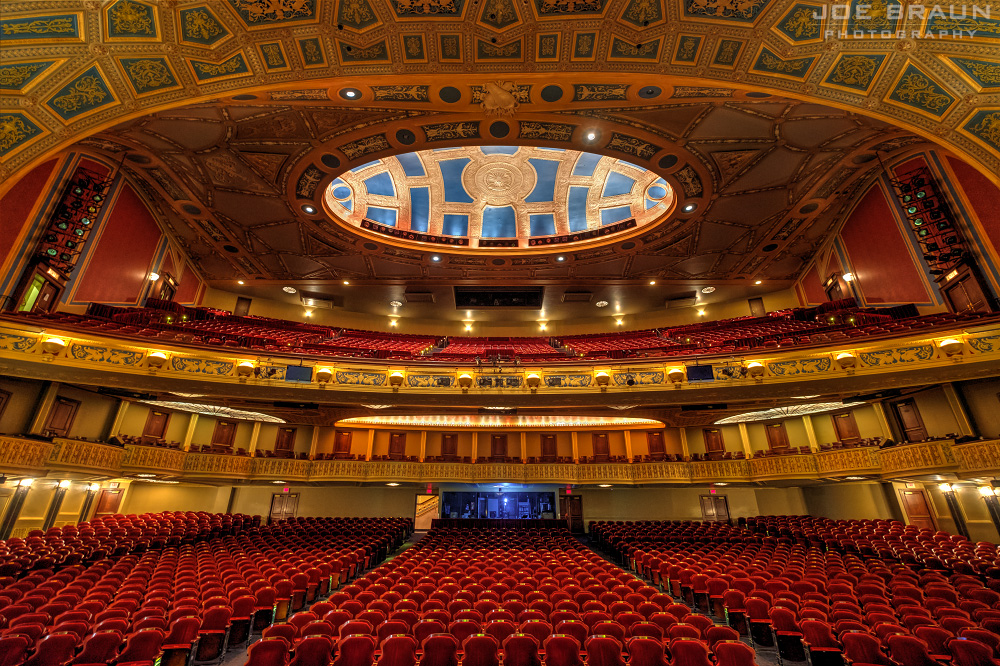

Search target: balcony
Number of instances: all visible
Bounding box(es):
[2,437,997,485]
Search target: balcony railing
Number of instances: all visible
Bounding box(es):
[1,439,996,485]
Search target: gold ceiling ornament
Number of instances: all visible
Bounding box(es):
[478,81,521,117]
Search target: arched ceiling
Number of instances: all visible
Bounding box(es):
[1,0,999,186]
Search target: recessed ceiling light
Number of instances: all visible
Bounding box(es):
[237,280,244,285]
[301,204,316,215]
[701,286,716,294]
[754,280,762,285]
[345,90,356,98]
[713,482,728,486]
[389,300,403,308]
[135,473,156,478]
[649,280,656,285]
[386,482,400,486]
[343,280,350,285]
[599,484,612,488]
[282,286,297,294]
[595,300,609,308]
[272,480,286,484]
[683,203,697,213]
[431,255,441,262]
[586,131,597,141]
[845,476,866,481]
[556,256,565,262]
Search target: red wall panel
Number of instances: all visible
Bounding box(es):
[174,262,203,304]
[798,264,826,305]
[947,157,1000,261]
[73,181,162,304]
[840,184,932,305]
[0,159,57,273]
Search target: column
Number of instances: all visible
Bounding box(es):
[623,431,633,462]
[872,402,894,440]
[28,381,61,435]
[802,415,820,452]
[571,432,579,462]
[419,431,427,462]
[42,481,70,530]
[106,400,129,440]
[520,432,527,462]
[471,432,478,462]
[942,383,976,437]
[79,483,100,522]
[679,429,690,461]
[248,421,261,455]
[366,429,375,461]
[0,480,33,539]
[309,426,320,460]
[181,414,199,451]
[738,423,754,458]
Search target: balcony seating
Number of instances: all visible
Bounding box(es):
[5,303,995,365]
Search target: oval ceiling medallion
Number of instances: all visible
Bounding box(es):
[323,145,675,252]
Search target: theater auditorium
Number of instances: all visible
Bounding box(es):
[3,0,1000,664]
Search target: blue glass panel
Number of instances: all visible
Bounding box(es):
[601,205,632,225]
[443,214,469,237]
[440,158,473,203]
[482,206,517,238]
[410,187,430,232]
[647,185,667,199]
[602,172,635,197]
[537,147,566,152]
[481,146,519,155]
[366,207,397,226]
[363,172,395,196]
[618,159,643,170]
[572,152,602,177]
[526,159,559,203]
[351,159,381,172]
[530,214,556,236]
[332,186,351,199]
[568,186,590,232]
[645,198,658,210]
[396,152,426,177]
[341,200,353,212]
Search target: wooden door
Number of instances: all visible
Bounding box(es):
[541,435,557,462]
[234,296,252,316]
[35,281,59,313]
[212,420,237,448]
[765,423,790,451]
[700,495,730,522]
[335,431,352,458]
[269,493,299,523]
[389,432,406,460]
[748,297,766,317]
[593,433,610,461]
[142,410,170,443]
[942,267,991,313]
[894,400,928,442]
[647,431,665,460]
[275,427,296,453]
[491,434,507,461]
[93,489,122,517]
[0,389,9,422]
[45,397,79,437]
[703,428,725,457]
[832,412,861,444]
[899,489,936,530]
[560,495,584,533]
[441,434,458,460]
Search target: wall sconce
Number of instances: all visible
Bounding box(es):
[668,368,686,385]
[315,367,333,384]
[148,272,160,281]
[389,371,405,389]
[979,486,996,497]
[538,321,548,331]
[88,483,100,491]
[842,272,855,282]
[19,478,33,487]
[938,482,971,539]
[980,485,1000,535]
[939,338,964,357]
[836,352,857,371]
[147,351,167,370]
[41,337,66,358]
[526,373,541,392]
[458,373,473,392]
[747,361,765,381]
[939,483,953,492]
[58,480,71,489]
[595,371,610,390]
[236,361,254,379]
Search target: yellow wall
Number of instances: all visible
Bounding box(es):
[121,482,232,514]
[576,486,808,522]
[910,386,962,438]
[56,385,117,441]
[0,377,43,435]
[801,482,893,520]
[958,378,1000,438]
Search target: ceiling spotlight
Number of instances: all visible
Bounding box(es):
[273,480,286,484]
[556,256,565,262]
[386,482,400,486]
[237,280,245,285]
[282,286,297,294]
[135,473,156,478]
[713,482,728,486]
[649,280,656,285]
[683,203,697,213]
[301,204,316,215]
[701,286,716,294]
[431,255,441,262]
[345,90,357,98]
[595,300,609,308]
[343,280,350,285]
[389,300,403,308]
[585,131,597,141]
[846,476,866,481]
[754,280,762,285]
[598,484,612,488]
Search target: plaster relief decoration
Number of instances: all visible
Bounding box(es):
[0,113,42,157]
[0,332,37,352]
[684,0,770,22]
[857,344,935,366]
[69,343,143,366]
[474,81,526,116]
[226,0,316,25]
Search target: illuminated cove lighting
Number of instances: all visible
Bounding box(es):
[714,402,847,425]
[139,400,286,423]
[338,415,662,428]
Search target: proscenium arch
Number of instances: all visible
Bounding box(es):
[3,69,999,198]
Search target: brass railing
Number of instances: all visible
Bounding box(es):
[0,439,995,484]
